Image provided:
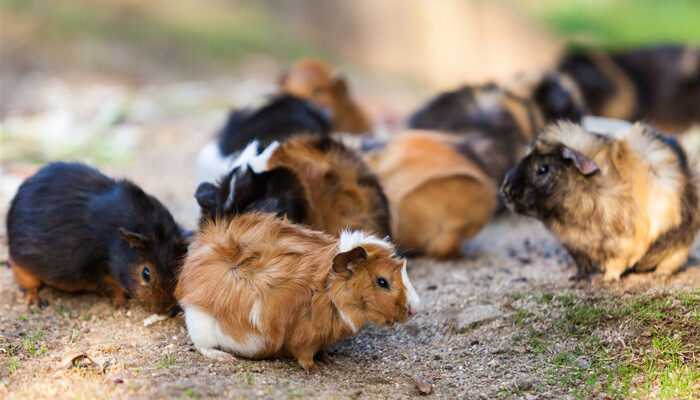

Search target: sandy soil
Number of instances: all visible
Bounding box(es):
[0,73,698,400]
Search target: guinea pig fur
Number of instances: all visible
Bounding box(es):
[365,131,496,259]
[559,45,699,129]
[501,122,699,281]
[195,162,308,226]
[7,162,188,311]
[175,213,420,369]
[239,135,391,238]
[279,58,372,134]
[195,94,331,183]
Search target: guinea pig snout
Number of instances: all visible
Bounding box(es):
[407,304,418,318]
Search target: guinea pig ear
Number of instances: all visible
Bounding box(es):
[332,247,368,277]
[245,198,280,214]
[195,182,219,211]
[118,228,149,248]
[562,147,599,176]
[331,74,348,94]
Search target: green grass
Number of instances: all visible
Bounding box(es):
[156,355,178,369]
[511,290,699,399]
[0,0,321,67]
[517,0,700,50]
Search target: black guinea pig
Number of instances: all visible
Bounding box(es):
[7,162,188,312]
[195,164,308,226]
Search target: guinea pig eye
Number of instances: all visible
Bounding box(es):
[376,277,390,290]
[537,164,549,175]
[142,267,151,284]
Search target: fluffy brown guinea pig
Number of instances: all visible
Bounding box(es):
[501,122,699,281]
[175,213,420,369]
[279,58,372,133]
[246,135,391,238]
[365,131,496,259]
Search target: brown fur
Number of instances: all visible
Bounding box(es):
[279,58,372,133]
[365,131,496,259]
[501,122,699,281]
[266,135,391,238]
[175,213,418,369]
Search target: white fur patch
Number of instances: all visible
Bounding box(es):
[195,141,236,184]
[249,141,279,173]
[401,260,421,313]
[231,140,260,169]
[337,308,357,333]
[182,302,266,359]
[338,230,392,253]
[248,299,262,331]
[582,116,632,134]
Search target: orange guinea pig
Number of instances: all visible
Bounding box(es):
[365,131,497,259]
[279,58,372,134]
[175,213,420,370]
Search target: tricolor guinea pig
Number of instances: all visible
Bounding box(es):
[501,122,699,281]
[202,135,391,238]
[279,58,372,133]
[408,72,585,183]
[7,162,188,311]
[365,131,496,259]
[175,212,420,369]
[559,45,699,130]
[195,95,331,183]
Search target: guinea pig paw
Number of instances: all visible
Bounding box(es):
[25,293,48,309]
[109,297,129,309]
[298,359,316,371]
[602,271,622,283]
[315,350,335,365]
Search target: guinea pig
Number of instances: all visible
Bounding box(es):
[500,122,699,281]
[7,162,188,311]
[195,94,331,183]
[175,212,420,369]
[364,131,496,259]
[408,73,585,184]
[279,58,372,133]
[559,45,699,129]
[221,135,391,238]
[195,161,307,226]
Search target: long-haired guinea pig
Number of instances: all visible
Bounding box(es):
[365,131,496,259]
[501,122,699,281]
[203,135,391,238]
[195,94,331,183]
[279,58,372,134]
[7,162,188,311]
[175,212,420,369]
[559,45,699,130]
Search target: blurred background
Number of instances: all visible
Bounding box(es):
[1,0,699,224]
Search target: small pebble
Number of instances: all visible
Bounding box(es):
[426,285,438,291]
[443,365,453,371]
[470,340,480,346]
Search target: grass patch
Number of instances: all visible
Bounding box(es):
[156,355,178,369]
[517,0,700,49]
[511,290,699,399]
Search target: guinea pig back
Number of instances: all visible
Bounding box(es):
[176,213,420,369]
[365,131,496,258]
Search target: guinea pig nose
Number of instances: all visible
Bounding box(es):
[407,306,417,318]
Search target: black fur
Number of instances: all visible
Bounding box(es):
[7,162,187,312]
[195,165,307,226]
[217,95,331,156]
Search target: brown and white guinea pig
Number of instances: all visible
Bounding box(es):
[559,45,699,130]
[279,58,372,134]
[7,162,188,311]
[175,212,420,369]
[210,135,391,238]
[364,131,496,259]
[408,72,586,183]
[501,122,699,281]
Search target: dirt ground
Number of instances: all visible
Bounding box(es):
[0,71,698,400]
